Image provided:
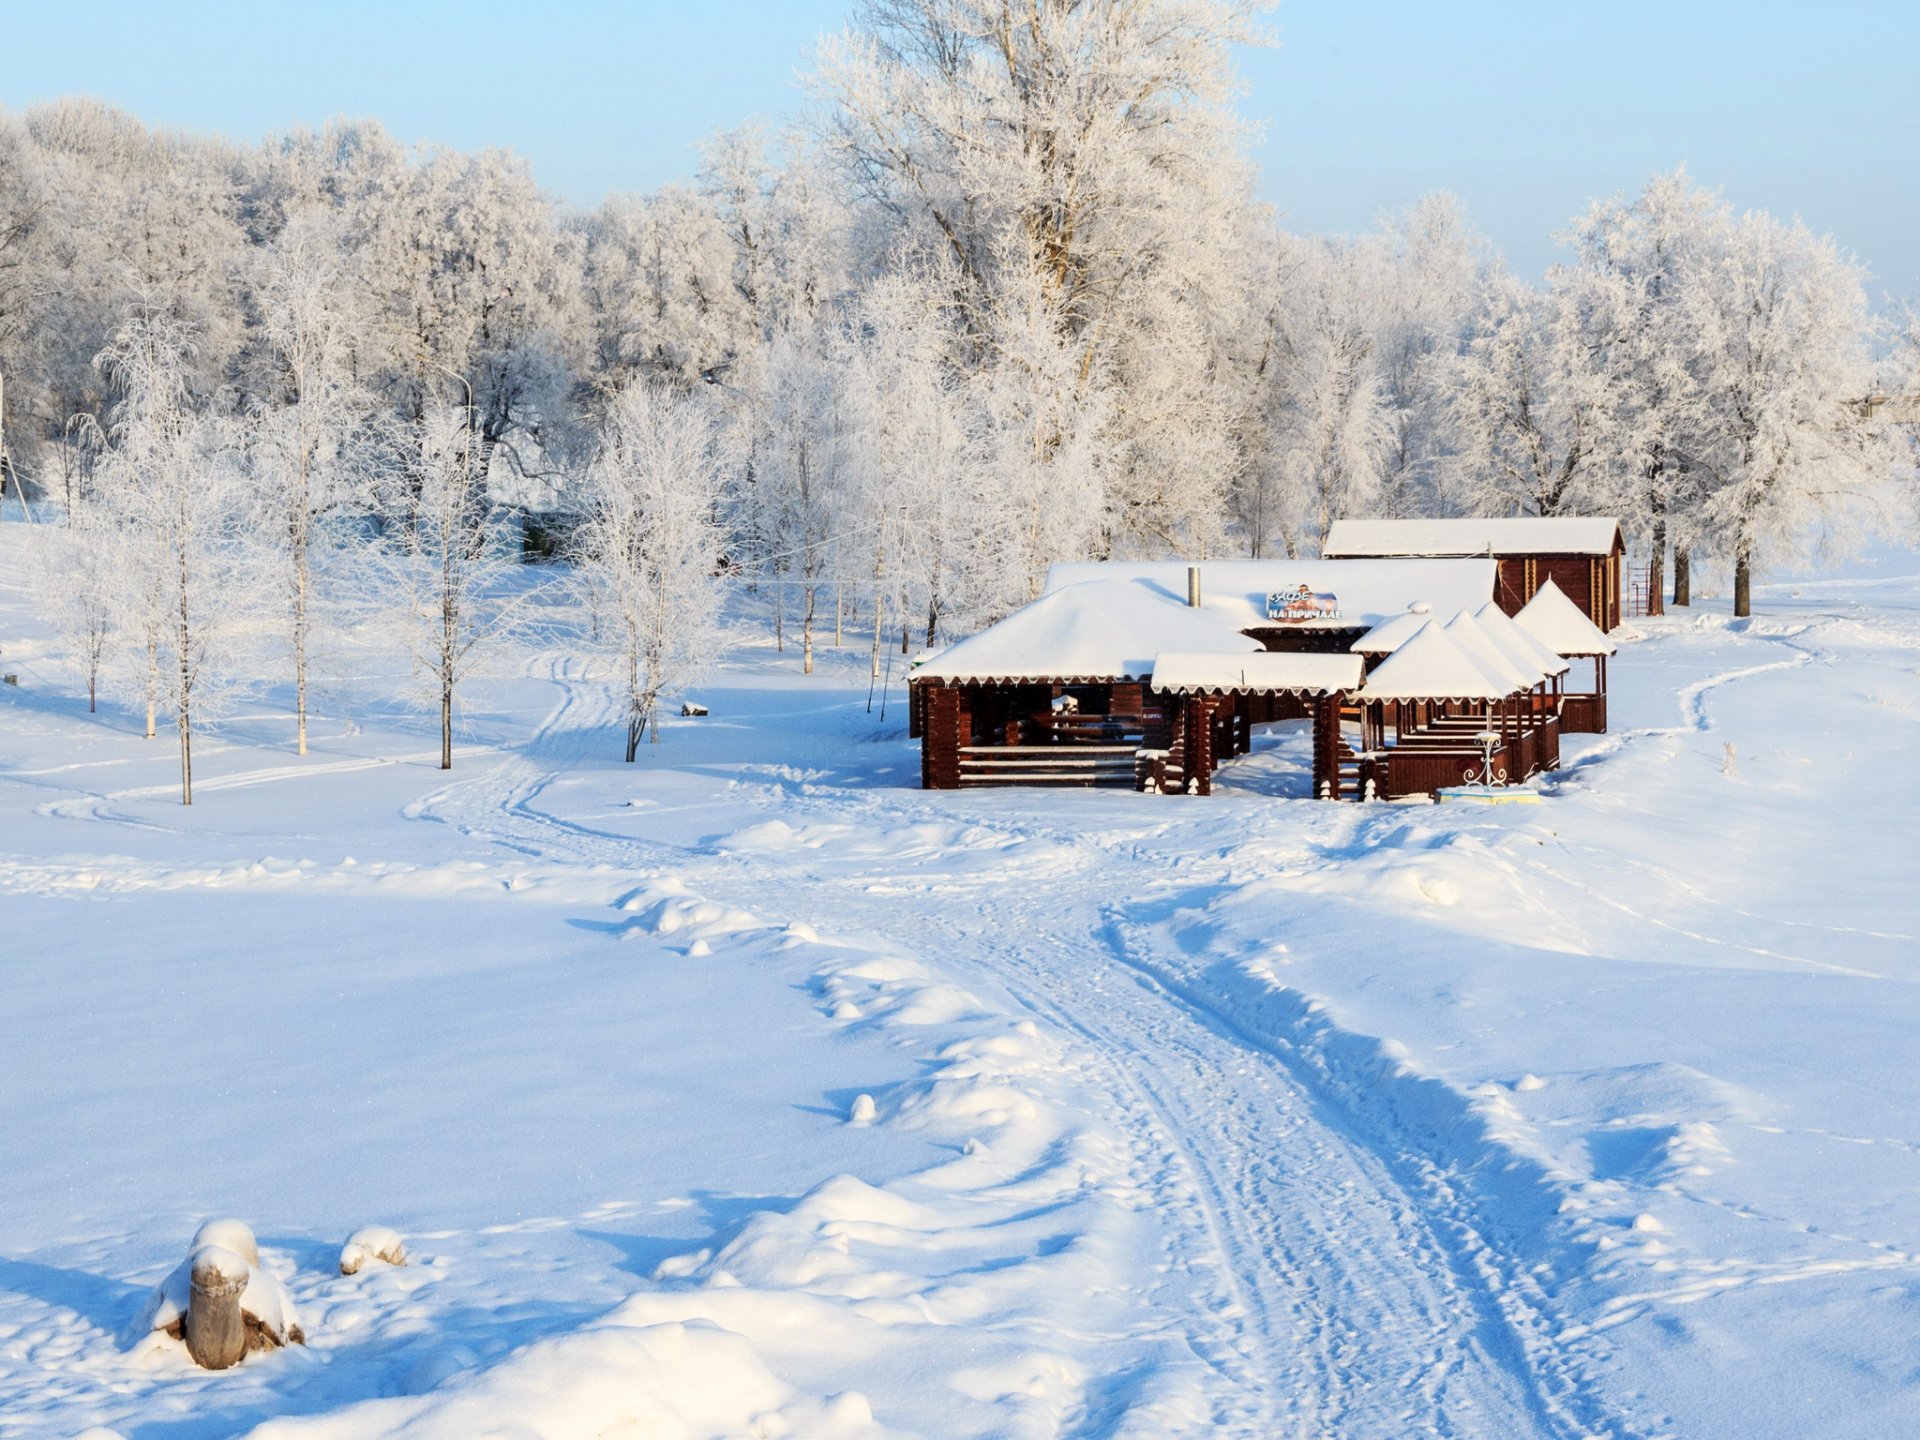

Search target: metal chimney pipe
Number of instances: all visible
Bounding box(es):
[1187,566,1202,608]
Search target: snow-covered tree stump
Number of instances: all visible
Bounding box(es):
[133,1218,304,1368]
[185,1246,249,1370]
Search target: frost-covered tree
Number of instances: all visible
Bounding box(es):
[94,310,249,803]
[757,324,848,674]
[570,380,733,759]
[814,0,1267,558]
[38,493,121,713]
[1684,211,1889,616]
[1439,270,1610,519]
[249,207,377,754]
[839,267,979,653]
[1372,194,1485,515]
[1561,170,1722,607]
[375,400,520,769]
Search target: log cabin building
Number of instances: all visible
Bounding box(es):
[1322,517,1627,632]
[912,552,1605,798]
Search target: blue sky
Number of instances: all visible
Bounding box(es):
[6,1,1917,298]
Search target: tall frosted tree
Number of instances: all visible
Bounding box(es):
[814,0,1268,577]
[249,206,375,754]
[94,311,248,803]
[571,380,734,759]
[1686,211,1889,616]
[377,401,519,770]
[1561,170,1721,607]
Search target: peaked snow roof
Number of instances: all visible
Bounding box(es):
[1352,604,1439,654]
[1150,651,1363,696]
[1515,578,1617,657]
[914,580,1257,684]
[1040,558,1498,631]
[1323,516,1624,559]
[1472,601,1571,677]
[1444,611,1543,689]
[1356,621,1517,702]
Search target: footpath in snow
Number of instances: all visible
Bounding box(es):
[3,538,1919,1438]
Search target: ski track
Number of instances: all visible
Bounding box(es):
[401,659,1623,1438]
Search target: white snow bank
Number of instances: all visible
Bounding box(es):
[240,1318,873,1440]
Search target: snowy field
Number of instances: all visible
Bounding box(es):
[3,530,1919,1440]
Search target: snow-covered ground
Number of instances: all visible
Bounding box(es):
[3,526,1919,1439]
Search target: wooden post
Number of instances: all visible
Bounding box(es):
[923,686,964,790]
[186,1246,249,1371]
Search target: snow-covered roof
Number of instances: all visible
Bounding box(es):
[1322,517,1624,559]
[1515,578,1617,657]
[1444,612,1543,690]
[1149,652,1363,696]
[1041,559,1498,631]
[914,580,1257,684]
[1351,603,1438,654]
[1355,621,1518,702]
[1472,601,1572,677]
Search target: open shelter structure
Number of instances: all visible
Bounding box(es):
[1514,578,1618,731]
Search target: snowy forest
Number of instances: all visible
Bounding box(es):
[0,0,1913,795]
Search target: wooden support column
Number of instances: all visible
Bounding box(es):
[1312,691,1342,800]
[922,686,965,790]
[1186,696,1214,795]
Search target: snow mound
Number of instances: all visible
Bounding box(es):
[614,879,762,943]
[339,1225,408,1276]
[238,1318,873,1440]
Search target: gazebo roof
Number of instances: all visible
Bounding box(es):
[914,580,1257,684]
[1150,651,1363,696]
[1472,601,1572,677]
[1351,603,1438,654]
[1515,578,1618,657]
[1445,611,1546,690]
[1355,621,1518,702]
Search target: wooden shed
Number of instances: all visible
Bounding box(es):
[1323,517,1626,631]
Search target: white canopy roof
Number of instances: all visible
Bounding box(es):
[1042,558,1498,630]
[914,580,1257,684]
[1444,612,1543,689]
[1352,603,1437,654]
[1150,651,1363,696]
[1355,621,1518,702]
[1472,601,1572,677]
[1323,516,1623,559]
[1515,578,1617,657]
